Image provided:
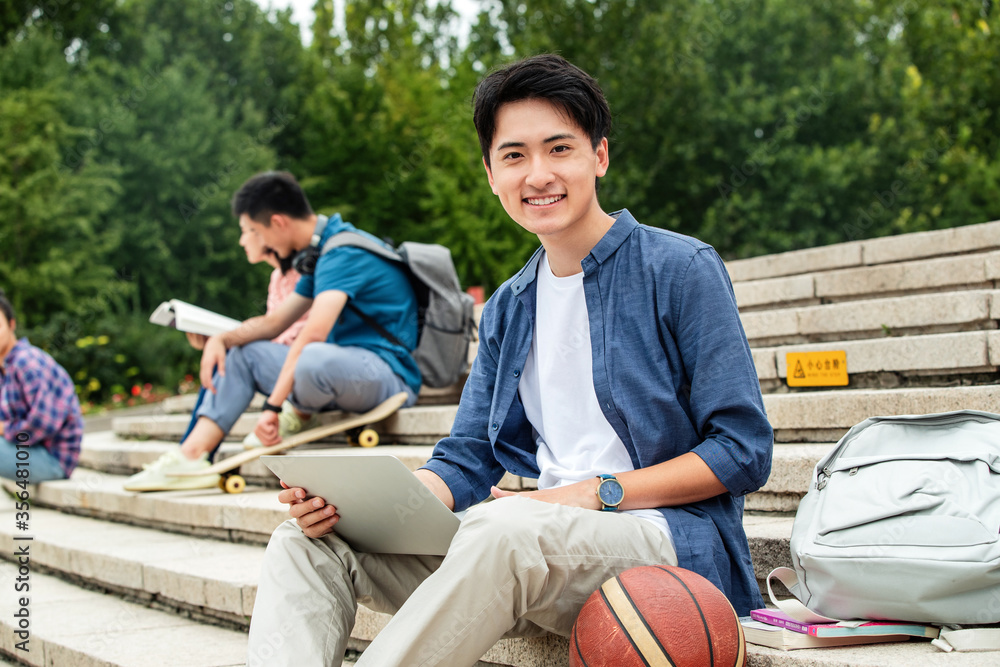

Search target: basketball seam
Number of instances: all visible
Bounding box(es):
[655,566,715,667]
[618,575,675,665]
[599,584,653,667]
[573,623,590,667]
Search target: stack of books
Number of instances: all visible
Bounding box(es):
[740,608,940,651]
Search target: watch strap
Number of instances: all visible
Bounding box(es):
[262,401,283,414]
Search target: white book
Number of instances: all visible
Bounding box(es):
[149,299,242,337]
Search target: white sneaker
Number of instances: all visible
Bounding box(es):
[123,448,220,492]
[242,401,319,449]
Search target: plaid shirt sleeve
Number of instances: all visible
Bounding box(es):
[2,341,82,452]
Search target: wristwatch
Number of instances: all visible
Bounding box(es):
[596,474,625,511]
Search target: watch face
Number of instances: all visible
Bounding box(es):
[599,479,624,506]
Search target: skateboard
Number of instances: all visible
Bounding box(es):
[169,392,409,494]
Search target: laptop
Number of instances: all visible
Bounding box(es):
[261,454,462,555]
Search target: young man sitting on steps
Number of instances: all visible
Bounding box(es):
[247,55,773,666]
[0,289,83,484]
[124,172,421,492]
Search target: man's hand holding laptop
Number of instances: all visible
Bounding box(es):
[279,468,456,539]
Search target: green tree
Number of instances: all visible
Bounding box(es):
[0,28,122,326]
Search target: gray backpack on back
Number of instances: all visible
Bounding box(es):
[322,232,476,388]
[773,410,1000,626]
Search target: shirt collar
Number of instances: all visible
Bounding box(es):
[1,338,28,374]
[508,208,638,295]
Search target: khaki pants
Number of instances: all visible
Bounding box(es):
[247,495,678,667]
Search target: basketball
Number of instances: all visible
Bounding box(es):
[569,565,746,667]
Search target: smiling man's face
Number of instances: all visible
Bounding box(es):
[484,98,609,246]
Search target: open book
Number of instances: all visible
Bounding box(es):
[149,300,241,337]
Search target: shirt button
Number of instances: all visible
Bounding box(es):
[513,370,520,378]
[491,422,499,431]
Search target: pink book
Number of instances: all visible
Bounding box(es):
[749,609,938,639]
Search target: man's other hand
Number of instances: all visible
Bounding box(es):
[254,411,281,447]
[490,478,602,510]
[200,336,227,393]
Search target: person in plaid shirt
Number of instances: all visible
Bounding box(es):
[0,289,82,483]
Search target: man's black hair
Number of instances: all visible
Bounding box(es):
[231,171,314,225]
[0,289,15,324]
[472,54,612,167]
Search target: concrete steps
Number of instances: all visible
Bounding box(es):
[112,403,459,445]
[742,288,999,346]
[27,467,795,580]
[0,561,248,667]
[734,249,1000,312]
[4,495,989,665]
[112,384,1000,447]
[724,218,1000,282]
[14,218,1000,666]
[76,430,822,510]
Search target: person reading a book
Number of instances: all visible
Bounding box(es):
[0,289,83,484]
[246,55,773,666]
[124,172,421,492]
[176,212,311,449]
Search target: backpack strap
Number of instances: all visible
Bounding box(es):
[320,230,402,263]
[319,231,407,348]
[766,567,845,624]
[769,567,1000,653]
[344,302,404,348]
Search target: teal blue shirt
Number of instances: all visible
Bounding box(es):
[295,214,421,393]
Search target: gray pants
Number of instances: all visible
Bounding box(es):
[247,495,678,667]
[196,341,416,434]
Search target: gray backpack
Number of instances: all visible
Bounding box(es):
[322,232,476,388]
[770,410,1000,630]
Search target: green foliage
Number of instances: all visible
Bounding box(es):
[0,28,122,324]
[2,0,999,404]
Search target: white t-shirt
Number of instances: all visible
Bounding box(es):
[518,253,672,543]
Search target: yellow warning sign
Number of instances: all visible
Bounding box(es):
[785,351,848,387]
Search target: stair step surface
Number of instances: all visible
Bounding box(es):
[2,507,986,666]
[0,507,263,620]
[78,430,816,504]
[112,403,459,444]
[735,249,1000,311]
[754,330,1000,381]
[112,384,1000,446]
[80,430,436,481]
[742,289,999,345]
[0,561,247,667]
[725,217,1000,282]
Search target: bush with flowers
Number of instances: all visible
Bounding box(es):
[23,312,201,413]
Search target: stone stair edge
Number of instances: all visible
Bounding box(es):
[5,507,987,666]
[734,248,1000,311]
[742,288,1000,345]
[0,505,790,667]
[1,555,987,667]
[0,560,248,667]
[724,218,1000,283]
[753,330,1000,380]
[106,384,1000,446]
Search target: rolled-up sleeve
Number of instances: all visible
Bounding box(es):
[673,248,773,496]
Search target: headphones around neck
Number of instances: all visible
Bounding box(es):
[291,215,329,275]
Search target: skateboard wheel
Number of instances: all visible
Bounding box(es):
[223,475,246,494]
[357,429,379,448]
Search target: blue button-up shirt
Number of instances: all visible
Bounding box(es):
[422,209,773,614]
